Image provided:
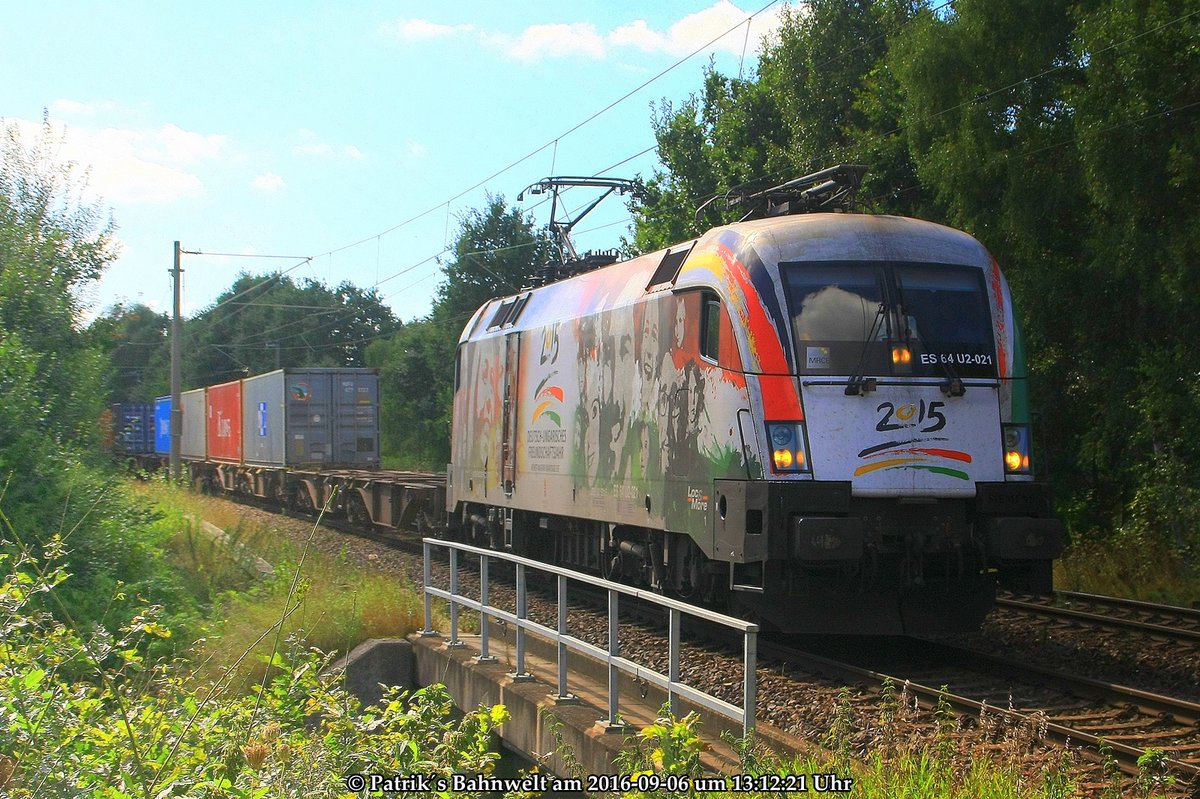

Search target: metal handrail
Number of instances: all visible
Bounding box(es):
[421,538,758,736]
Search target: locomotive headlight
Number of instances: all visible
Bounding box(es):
[767,422,810,474]
[770,425,795,448]
[1002,424,1032,475]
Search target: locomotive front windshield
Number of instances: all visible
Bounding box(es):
[784,262,997,378]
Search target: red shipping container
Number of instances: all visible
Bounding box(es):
[206,379,243,463]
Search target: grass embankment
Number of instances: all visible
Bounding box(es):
[1055,535,1200,607]
[131,479,429,685]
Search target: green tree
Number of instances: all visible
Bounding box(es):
[1066,0,1200,546]
[366,320,457,469]
[87,302,170,402]
[431,193,554,325]
[630,0,924,254]
[182,273,399,387]
[0,118,196,636]
[370,195,550,468]
[0,117,117,443]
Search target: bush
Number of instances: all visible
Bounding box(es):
[0,537,508,798]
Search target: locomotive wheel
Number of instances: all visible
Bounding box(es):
[673,539,716,601]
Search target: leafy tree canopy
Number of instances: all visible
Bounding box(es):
[370,194,551,469]
[179,273,400,388]
[431,193,555,327]
[0,117,117,443]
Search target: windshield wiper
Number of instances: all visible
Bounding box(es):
[844,301,887,396]
[893,278,964,397]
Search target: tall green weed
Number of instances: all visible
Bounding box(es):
[0,535,506,798]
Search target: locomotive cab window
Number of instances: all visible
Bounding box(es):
[700,293,721,363]
[893,265,995,377]
[784,262,997,378]
[785,264,890,375]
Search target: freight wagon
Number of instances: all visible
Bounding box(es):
[145,368,439,529]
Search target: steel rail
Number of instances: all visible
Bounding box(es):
[997,595,1200,644]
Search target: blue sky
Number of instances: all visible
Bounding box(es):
[2,2,786,323]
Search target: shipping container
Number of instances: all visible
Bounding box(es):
[180,388,207,460]
[154,396,172,456]
[241,368,379,468]
[206,380,243,464]
[112,402,154,455]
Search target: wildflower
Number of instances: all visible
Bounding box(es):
[243,742,270,771]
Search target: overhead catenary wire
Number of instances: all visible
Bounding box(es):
[309,0,783,265]
[173,3,785,342]
[177,0,1192,369]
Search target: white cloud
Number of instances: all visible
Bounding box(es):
[7,113,223,205]
[470,2,786,63]
[405,140,427,159]
[614,2,786,58]
[252,173,285,192]
[483,22,607,62]
[153,123,225,162]
[294,129,365,160]
[51,98,123,117]
[380,18,474,42]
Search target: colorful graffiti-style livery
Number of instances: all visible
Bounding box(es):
[448,213,1062,635]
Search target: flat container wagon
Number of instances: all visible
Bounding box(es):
[154,396,172,456]
[206,380,243,464]
[112,402,154,455]
[241,367,380,468]
[180,388,207,460]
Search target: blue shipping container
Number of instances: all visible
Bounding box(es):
[112,402,155,455]
[154,396,172,455]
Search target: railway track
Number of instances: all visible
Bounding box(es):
[796,637,1200,776]
[999,590,1200,645]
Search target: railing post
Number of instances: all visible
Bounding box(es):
[508,563,533,681]
[744,626,757,737]
[476,554,496,663]
[668,607,681,719]
[552,574,577,703]
[447,548,463,648]
[599,588,622,731]
[420,541,437,637]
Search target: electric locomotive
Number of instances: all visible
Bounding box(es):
[448,166,1063,634]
